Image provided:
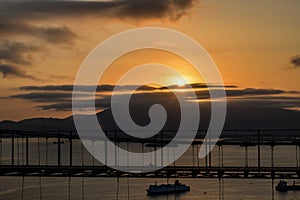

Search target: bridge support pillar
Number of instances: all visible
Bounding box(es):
[271,170,275,179]
[218,170,224,178]
[192,170,199,178]
[166,169,175,178]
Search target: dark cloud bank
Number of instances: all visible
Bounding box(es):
[0,23,77,79]
[0,0,198,80]
[0,40,39,79]
[1,84,300,131]
[0,63,37,79]
[0,0,197,21]
[0,26,77,79]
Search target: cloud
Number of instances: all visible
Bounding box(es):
[226,88,285,96]
[14,84,292,111]
[0,0,198,81]
[191,88,286,100]
[9,92,72,103]
[0,40,41,79]
[17,84,290,98]
[290,55,300,68]
[0,63,36,79]
[38,98,112,111]
[0,0,198,21]
[19,84,158,92]
[11,86,300,130]
[0,22,77,80]
[0,29,76,80]
[116,0,196,21]
[20,85,75,92]
[37,102,72,111]
[0,39,39,65]
[36,25,77,44]
[0,0,199,81]
[19,83,236,92]
[0,19,77,44]
[8,83,300,112]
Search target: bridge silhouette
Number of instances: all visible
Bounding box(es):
[1,129,300,179]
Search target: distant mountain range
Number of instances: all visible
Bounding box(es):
[1,100,300,132]
[0,110,118,132]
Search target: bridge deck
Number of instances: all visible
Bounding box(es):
[1,165,300,179]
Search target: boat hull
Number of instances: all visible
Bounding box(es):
[276,180,300,192]
[147,186,190,196]
[276,185,300,192]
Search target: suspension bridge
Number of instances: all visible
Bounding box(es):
[1,129,300,179]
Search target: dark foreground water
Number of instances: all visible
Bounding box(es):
[0,177,299,200]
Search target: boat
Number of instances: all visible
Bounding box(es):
[276,180,300,192]
[146,180,190,195]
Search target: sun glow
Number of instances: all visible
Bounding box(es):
[171,76,189,86]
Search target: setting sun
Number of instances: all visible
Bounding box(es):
[171,76,188,86]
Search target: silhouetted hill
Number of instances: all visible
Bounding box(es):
[0,100,300,132]
[0,117,75,131]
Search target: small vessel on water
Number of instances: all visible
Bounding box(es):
[147,180,190,196]
[276,180,300,192]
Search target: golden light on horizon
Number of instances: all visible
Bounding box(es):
[169,75,189,86]
[99,49,204,86]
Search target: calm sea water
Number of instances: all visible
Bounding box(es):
[1,177,299,200]
[0,138,300,199]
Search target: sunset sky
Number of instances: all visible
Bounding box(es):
[0,0,300,124]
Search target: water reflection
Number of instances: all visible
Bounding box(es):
[7,176,300,200]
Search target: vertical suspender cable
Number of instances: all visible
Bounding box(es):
[127,175,130,200]
[21,176,25,200]
[196,144,200,167]
[116,176,119,200]
[81,144,85,199]
[17,135,19,165]
[38,134,40,166]
[81,141,84,166]
[22,136,24,165]
[39,176,42,200]
[68,177,71,200]
[81,176,85,200]
[45,138,48,165]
